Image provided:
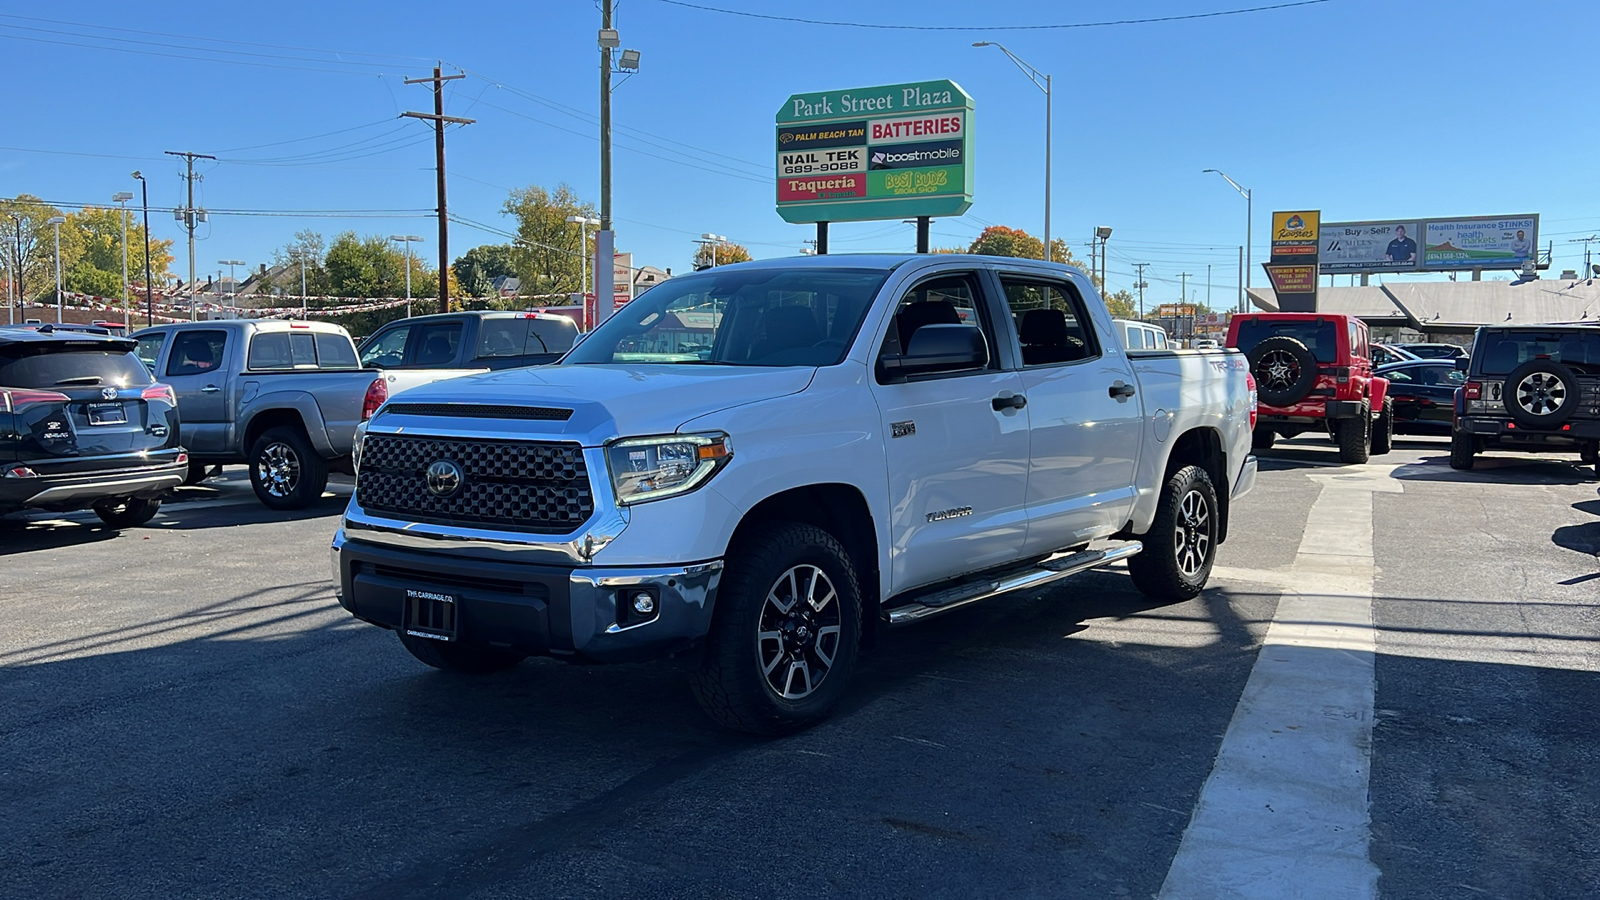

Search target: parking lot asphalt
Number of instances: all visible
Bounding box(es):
[2,439,1596,899]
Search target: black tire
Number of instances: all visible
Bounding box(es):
[1582,442,1598,466]
[182,460,213,486]
[1503,359,1580,429]
[398,633,527,673]
[1251,427,1276,450]
[1336,404,1371,464]
[1128,465,1219,602]
[1371,397,1393,456]
[690,521,862,735]
[248,426,329,510]
[1247,336,1319,406]
[93,497,161,528]
[1449,430,1476,470]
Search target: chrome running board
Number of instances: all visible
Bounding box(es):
[884,542,1143,626]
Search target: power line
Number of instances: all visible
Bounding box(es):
[0,12,433,62]
[213,119,397,154]
[653,0,1331,31]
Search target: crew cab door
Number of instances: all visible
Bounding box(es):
[867,270,1030,594]
[161,327,233,455]
[990,269,1144,555]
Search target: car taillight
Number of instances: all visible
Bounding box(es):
[361,377,388,420]
[1463,381,1482,400]
[1246,372,1259,430]
[2,388,71,411]
[141,384,177,405]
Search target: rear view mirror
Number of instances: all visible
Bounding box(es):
[880,324,988,381]
[1454,356,1470,372]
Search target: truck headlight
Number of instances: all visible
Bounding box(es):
[605,433,731,505]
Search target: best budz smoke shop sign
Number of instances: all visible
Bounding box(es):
[775,80,974,224]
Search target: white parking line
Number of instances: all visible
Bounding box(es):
[1160,465,1400,899]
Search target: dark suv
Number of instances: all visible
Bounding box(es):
[1452,325,1600,471]
[1,325,186,527]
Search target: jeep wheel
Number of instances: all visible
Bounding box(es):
[690,521,862,735]
[1336,404,1371,464]
[1247,336,1319,406]
[93,497,161,528]
[1371,397,1394,456]
[398,633,527,673]
[1450,430,1476,470]
[248,426,329,510]
[1128,465,1219,602]
[1251,427,1276,450]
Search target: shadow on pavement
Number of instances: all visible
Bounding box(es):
[1392,454,1596,486]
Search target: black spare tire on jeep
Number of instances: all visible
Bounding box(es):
[1503,359,1581,429]
[1246,335,1319,406]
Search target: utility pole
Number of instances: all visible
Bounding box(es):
[403,66,473,315]
[1207,263,1212,309]
[596,0,619,323]
[165,151,215,321]
[1238,246,1245,313]
[1178,272,1194,343]
[1133,262,1149,320]
[7,213,20,325]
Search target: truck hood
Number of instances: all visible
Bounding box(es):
[377,364,817,445]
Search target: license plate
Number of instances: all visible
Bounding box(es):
[404,588,458,641]
[86,402,126,425]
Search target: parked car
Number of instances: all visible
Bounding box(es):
[131,320,460,509]
[358,311,579,382]
[1451,325,1600,471]
[1111,318,1170,351]
[1396,342,1467,360]
[1227,312,1392,463]
[1375,359,1465,434]
[1370,342,1419,367]
[1,324,186,527]
[1190,338,1219,350]
[333,254,1258,734]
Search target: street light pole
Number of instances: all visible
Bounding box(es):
[113,191,134,328]
[218,259,246,311]
[46,216,66,323]
[1204,169,1252,312]
[132,172,154,327]
[388,235,424,317]
[975,42,1051,259]
[565,215,600,299]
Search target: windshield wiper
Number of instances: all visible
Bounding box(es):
[54,376,104,386]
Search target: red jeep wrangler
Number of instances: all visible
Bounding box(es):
[1226,313,1392,463]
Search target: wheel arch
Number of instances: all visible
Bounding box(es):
[1158,426,1231,544]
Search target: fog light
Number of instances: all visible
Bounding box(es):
[631,592,656,615]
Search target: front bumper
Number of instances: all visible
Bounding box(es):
[0,460,186,510]
[332,529,722,664]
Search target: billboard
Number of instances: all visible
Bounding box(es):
[776,80,974,224]
[1318,215,1539,274]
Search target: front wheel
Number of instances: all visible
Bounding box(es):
[690,521,862,735]
[1128,465,1219,602]
[249,426,329,510]
[1450,431,1476,470]
[93,497,161,528]
[1371,398,1393,456]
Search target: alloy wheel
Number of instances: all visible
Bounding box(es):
[1256,349,1300,393]
[257,441,301,498]
[1516,372,1566,417]
[756,564,842,700]
[1173,489,1213,580]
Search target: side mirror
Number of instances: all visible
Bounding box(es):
[880,324,988,381]
[1454,356,1470,372]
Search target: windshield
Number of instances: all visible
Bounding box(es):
[1233,318,1340,364]
[563,266,890,367]
[1477,330,1600,376]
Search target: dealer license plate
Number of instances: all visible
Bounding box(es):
[404,588,458,641]
[86,402,126,425]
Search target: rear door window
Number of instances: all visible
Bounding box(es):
[166,330,228,376]
[476,317,529,360]
[999,279,1100,366]
[0,345,154,388]
[409,322,463,366]
[1233,319,1339,364]
[1125,327,1145,350]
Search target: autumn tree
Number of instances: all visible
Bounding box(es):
[502,183,596,295]
[692,241,752,270]
[323,231,438,299]
[62,206,173,298]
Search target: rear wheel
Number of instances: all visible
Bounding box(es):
[1371,398,1393,456]
[249,426,329,510]
[1336,405,1371,464]
[1128,465,1219,602]
[93,497,161,528]
[1449,431,1476,470]
[182,460,215,486]
[1582,442,1598,466]
[1251,427,1276,450]
[690,521,862,735]
[398,633,527,673]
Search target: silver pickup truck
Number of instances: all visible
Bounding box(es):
[133,320,456,509]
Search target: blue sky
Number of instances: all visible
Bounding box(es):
[4,0,1597,304]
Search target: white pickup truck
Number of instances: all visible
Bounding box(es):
[332,255,1258,733]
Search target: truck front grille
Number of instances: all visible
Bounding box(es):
[356,435,594,533]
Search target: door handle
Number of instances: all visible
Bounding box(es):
[992,393,1027,411]
[1109,382,1136,400]
[200,385,220,393]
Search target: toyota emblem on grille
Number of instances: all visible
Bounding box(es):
[425,459,464,497]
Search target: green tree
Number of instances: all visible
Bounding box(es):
[0,195,71,304]
[452,243,517,297]
[1105,290,1138,319]
[57,206,173,298]
[322,231,439,299]
[502,183,596,295]
[692,241,752,270]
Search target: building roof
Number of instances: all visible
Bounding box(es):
[1249,277,1600,330]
